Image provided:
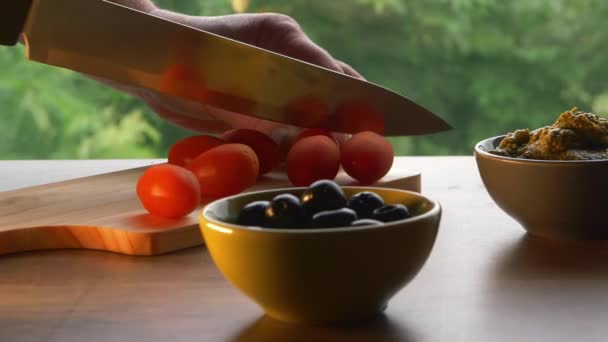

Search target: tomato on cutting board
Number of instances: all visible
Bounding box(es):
[136,164,201,218]
[286,135,340,186]
[188,143,260,198]
[221,129,280,175]
[168,135,224,168]
[340,131,394,185]
[294,129,337,145]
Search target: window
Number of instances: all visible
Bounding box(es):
[1,0,605,158]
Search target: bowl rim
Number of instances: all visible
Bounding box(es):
[201,186,441,234]
[474,135,608,165]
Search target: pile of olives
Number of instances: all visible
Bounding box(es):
[237,180,412,229]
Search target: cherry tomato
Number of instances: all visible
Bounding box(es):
[340,131,394,185]
[287,136,340,187]
[335,102,385,135]
[294,129,337,145]
[136,164,201,219]
[188,144,259,198]
[221,129,280,175]
[168,135,224,168]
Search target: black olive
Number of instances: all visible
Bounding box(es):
[371,204,411,223]
[300,180,346,217]
[347,191,385,219]
[237,200,270,226]
[350,219,384,227]
[311,208,358,228]
[265,193,306,228]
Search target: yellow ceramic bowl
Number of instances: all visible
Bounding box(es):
[475,135,608,240]
[200,187,441,324]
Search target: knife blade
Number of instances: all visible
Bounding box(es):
[2,0,451,136]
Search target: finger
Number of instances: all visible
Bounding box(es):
[336,60,365,80]
[196,14,344,74]
[92,75,230,132]
[276,34,343,72]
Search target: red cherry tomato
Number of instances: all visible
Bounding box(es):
[340,131,394,185]
[221,129,280,175]
[168,135,224,168]
[136,164,201,219]
[294,129,337,145]
[188,144,260,198]
[287,136,340,187]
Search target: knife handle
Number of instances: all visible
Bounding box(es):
[0,0,33,46]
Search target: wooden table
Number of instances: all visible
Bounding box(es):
[1,157,607,342]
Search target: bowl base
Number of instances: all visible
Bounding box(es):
[263,303,388,325]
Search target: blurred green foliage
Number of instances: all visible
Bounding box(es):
[1,0,607,159]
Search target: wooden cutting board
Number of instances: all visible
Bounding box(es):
[0,165,421,256]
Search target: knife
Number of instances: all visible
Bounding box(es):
[0,0,451,136]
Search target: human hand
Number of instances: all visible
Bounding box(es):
[101,7,364,146]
